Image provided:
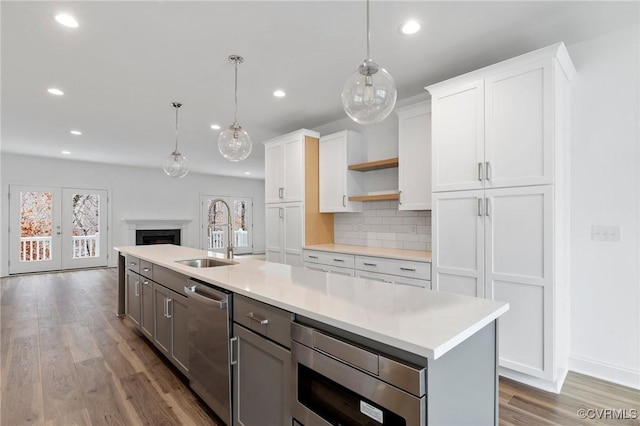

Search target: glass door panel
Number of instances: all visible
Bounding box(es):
[61,189,108,269]
[9,186,61,274]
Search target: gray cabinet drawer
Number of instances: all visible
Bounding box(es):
[234,295,292,348]
[153,265,189,295]
[303,250,355,269]
[126,255,140,274]
[139,260,154,279]
[355,255,431,281]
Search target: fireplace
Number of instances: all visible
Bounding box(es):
[136,229,181,246]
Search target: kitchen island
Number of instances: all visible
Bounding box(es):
[116,244,508,426]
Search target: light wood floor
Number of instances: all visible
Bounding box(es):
[1,268,638,425]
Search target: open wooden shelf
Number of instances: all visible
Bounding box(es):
[348,193,400,202]
[348,157,399,172]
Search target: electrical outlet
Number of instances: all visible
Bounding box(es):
[591,225,621,242]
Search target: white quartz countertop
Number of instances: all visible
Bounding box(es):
[304,244,432,263]
[115,244,507,360]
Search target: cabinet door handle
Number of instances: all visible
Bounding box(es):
[399,190,403,205]
[333,258,345,263]
[163,297,168,317]
[477,198,484,217]
[478,162,484,181]
[308,255,319,259]
[343,195,346,207]
[400,267,416,272]
[278,187,284,198]
[486,197,491,217]
[230,337,238,366]
[279,207,283,219]
[134,281,140,297]
[363,262,377,267]
[246,312,269,325]
[485,162,492,181]
[166,298,173,318]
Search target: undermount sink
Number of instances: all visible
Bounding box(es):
[175,258,236,268]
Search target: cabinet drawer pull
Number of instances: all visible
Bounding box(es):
[478,162,484,181]
[230,337,238,365]
[343,195,346,207]
[142,280,150,286]
[486,197,491,217]
[477,198,484,217]
[363,262,377,267]
[308,255,319,259]
[130,261,137,267]
[279,207,283,219]
[278,187,284,198]
[333,258,345,263]
[485,161,492,181]
[400,267,416,272]
[134,281,140,297]
[142,267,150,272]
[166,298,173,318]
[399,190,403,205]
[246,312,269,325]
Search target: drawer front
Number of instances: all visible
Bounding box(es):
[153,265,189,295]
[139,260,154,280]
[303,262,355,277]
[126,255,140,274]
[356,255,431,280]
[355,270,430,289]
[303,250,355,269]
[234,295,292,348]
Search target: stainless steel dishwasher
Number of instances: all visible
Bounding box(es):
[184,279,232,426]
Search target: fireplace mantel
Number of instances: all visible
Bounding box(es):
[123,219,192,246]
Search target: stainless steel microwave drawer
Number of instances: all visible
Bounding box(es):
[234,294,293,348]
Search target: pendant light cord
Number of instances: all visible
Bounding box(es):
[174,105,179,152]
[366,0,371,60]
[234,60,239,124]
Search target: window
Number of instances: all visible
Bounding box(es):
[201,195,252,255]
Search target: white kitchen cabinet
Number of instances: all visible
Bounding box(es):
[319,130,364,212]
[396,101,432,210]
[427,43,574,390]
[264,129,334,266]
[264,131,308,203]
[265,203,304,267]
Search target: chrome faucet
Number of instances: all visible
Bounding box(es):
[208,198,234,259]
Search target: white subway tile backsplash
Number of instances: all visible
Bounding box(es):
[334,204,432,252]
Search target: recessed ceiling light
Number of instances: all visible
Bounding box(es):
[54,13,79,28]
[47,88,64,96]
[61,150,71,155]
[210,124,221,130]
[273,90,286,98]
[400,20,421,35]
[70,130,82,135]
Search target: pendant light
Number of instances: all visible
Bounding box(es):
[341,0,397,124]
[218,55,252,162]
[163,102,189,178]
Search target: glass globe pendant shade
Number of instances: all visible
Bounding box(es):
[163,150,189,178]
[218,122,252,162]
[342,59,397,124]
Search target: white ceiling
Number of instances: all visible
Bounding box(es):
[2,1,637,179]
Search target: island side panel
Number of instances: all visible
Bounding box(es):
[427,320,498,425]
[117,253,125,316]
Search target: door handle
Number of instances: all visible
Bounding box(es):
[478,162,484,181]
[343,195,346,207]
[485,162,492,181]
[486,197,491,217]
[134,281,140,297]
[279,207,283,219]
[278,187,284,198]
[477,198,484,217]
[230,337,238,365]
[399,190,403,205]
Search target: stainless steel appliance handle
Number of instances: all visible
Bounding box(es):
[184,285,227,309]
[246,312,269,325]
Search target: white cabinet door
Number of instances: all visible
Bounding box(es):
[265,142,283,204]
[282,203,304,266]
[397,102,432,210]
[432,190,484,297]
[282,136,304,202]
[484,185,553,379]
[265,204,284,263]
[431,80,484,192]
[485,59,553,188]
[319,130,363,213]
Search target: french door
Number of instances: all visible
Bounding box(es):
[201,195,252,255]
[9,185,109,274]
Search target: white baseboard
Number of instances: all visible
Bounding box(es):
[569,355,640,390]
[499,366,568,393]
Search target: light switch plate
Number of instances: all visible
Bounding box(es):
[591,225,621,242]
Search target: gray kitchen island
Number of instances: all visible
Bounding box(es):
[116,244,508,426]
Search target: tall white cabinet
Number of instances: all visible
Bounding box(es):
[319,130,364,213]
[264,129,334,267]
[428,43,575,392]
